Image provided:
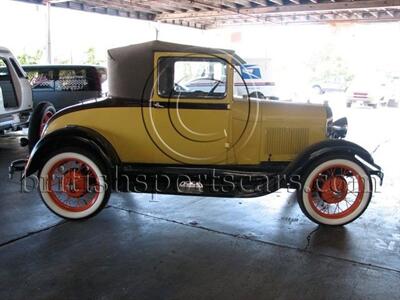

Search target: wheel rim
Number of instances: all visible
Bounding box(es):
[46,158,100,212]
[307,164,365,219]
[39,110,54,136]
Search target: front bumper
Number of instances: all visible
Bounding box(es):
[357,157,384,186]
[371,169,384,185]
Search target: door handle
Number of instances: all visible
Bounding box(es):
[153,102,164,108]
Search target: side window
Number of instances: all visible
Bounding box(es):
[0,58,18,108]
[158,57,227,99]
[56,69,89,92]
[28,69,55,90]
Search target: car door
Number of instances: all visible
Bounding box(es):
[144,52,232,165]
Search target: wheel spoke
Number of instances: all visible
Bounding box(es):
[307,163,366,219]
[46,157,100,212]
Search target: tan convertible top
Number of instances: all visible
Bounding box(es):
[107,40,245,101]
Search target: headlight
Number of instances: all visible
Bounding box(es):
[328,117,348,139]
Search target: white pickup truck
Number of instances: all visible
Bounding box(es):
[0,46,32,133]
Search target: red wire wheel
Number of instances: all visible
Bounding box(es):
[46,158,100,212]
[28,102,56,152]
[307,164,365,219]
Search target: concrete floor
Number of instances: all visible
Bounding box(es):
[0,107,399,299]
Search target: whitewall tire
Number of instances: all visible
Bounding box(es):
[298,158,372,226]
[39,151,110,219]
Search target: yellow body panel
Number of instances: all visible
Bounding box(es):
[228,98,327,163]
[45,99,327,165]
[45,51,328,165]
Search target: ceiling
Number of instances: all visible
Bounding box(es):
[17,0,400,29]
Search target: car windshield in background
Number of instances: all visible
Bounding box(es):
[158,57,227,99]
[26,67,101,92]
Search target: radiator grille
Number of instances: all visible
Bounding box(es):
[265,128,309,155]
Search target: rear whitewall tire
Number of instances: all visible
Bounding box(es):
[299,158,372,226]
[39,152,109,219]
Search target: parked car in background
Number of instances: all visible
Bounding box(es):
[181,77,226,95]
[385,76,400,108]
[346,78,386,108]
[23,65,107,111]
[0,46,32,134]
[312,78,348,95]
[179,64,278,100]
[235,64,278,100]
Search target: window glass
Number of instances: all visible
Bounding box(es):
[56,69,89,91]
[158,57,227,99]
[28,69,55,90]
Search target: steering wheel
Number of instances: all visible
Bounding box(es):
[174,82,187,92]
[208,79,223,96]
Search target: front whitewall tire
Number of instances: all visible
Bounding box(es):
[300,158,372,226]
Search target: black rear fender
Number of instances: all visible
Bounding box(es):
[24,126,120,179]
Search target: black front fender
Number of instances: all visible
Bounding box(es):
[24,126,121,178]
[284,139,383,183]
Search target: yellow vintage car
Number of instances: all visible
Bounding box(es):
[16,41,383,225]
